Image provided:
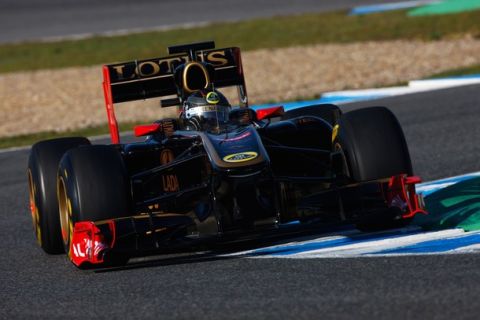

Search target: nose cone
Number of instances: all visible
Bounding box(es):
[203,126,269,170]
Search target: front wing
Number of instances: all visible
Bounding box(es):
[68,174,425,267]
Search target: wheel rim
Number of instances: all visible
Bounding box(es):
[57,176,70,246]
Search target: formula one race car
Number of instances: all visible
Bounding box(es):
[27,41,426,268]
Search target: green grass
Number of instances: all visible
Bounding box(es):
[0,121,145,149]
[426,64,480,78]
[2,9,480,73]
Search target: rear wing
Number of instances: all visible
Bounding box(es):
[102,46,248,143]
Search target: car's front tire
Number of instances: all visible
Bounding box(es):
[57,145,132,265]
[335,107,414,231]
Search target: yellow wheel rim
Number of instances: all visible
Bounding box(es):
[57,176,71,247]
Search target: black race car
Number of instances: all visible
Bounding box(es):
[27,41,425,268]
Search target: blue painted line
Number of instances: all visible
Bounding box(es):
[251,94,386,112]
[317,94,386,104]
[432,73,480,80]
[370,233,480,254]
[350,1,433,15]
[246,229,420,257]
[251,97,331,111]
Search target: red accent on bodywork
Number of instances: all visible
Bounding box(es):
[102,66,120,144]
[387,175,427,219]
[211,130,251,142]
[134,123,162,137]
[256,106,285,121]
[69,221,116,267]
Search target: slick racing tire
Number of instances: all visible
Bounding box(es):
[27,137,91,254]
[283,104,342,126]
[57,145,131,266]
[336,106,412,182]
[335,107,413,231]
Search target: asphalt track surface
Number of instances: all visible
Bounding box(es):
[1,0,403,43]
[1,84,480,319]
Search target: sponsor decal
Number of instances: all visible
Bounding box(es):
[160,149,175,165]
[148,203,161,210]
[296,117,315,125]
[162,174,180,192]
[223,151,258,163]
[72,239,107,259]
[205,50,229,67]
[186,105,217,118]
[161,119,176,137]
[206,91,220,104]
[109,49,232,82]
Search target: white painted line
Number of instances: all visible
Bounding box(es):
[416,182,458,195]
[225,228,480,259]
[410,78,480,89]
[322,86,425,98]
[451,243,480,253]
[322,76,480,102]
[416,171,480,196]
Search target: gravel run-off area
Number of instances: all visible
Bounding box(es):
[1,38,480,138]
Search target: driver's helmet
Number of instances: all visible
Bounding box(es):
[181,89,231,131]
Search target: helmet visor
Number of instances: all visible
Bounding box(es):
[186,104,231,130]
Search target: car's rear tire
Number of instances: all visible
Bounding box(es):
[27,137,91,254]
[57,145,131,265]
[335,107,413,231]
